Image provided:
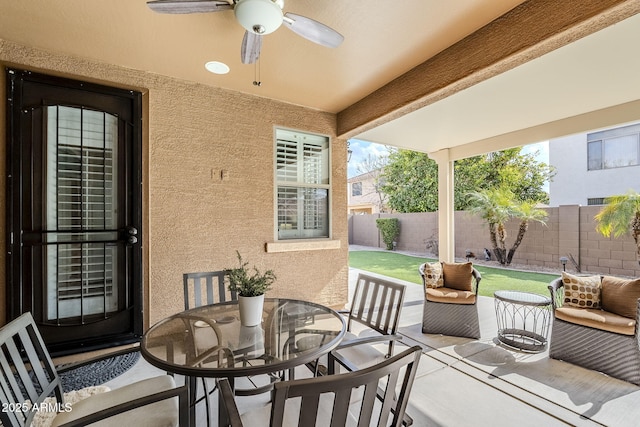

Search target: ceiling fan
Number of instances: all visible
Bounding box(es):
[147,0,344,64]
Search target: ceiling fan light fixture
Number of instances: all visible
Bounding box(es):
[205,61,230,74]
[234,0,283,35]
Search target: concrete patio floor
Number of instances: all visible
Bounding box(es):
[351,267,640,427]
[102,266,640,426]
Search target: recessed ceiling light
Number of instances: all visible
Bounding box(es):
[205,61,230,75]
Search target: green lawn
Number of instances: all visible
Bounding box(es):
[349,251,558,298]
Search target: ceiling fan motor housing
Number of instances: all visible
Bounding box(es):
[235,0,284,35]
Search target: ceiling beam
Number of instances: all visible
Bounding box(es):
[336,0,640,139]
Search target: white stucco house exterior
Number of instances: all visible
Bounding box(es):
[549,121,640,206]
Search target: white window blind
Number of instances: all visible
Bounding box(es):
[275,129,330,240]
[45,106,118,320]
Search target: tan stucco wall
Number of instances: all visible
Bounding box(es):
[352,207,640,277]
[0,39,348,327]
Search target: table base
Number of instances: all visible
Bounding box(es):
[494,291,551,353]
[497,328,547,352]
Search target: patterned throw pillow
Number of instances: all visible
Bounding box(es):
[422,262,444,289]
[562,271,601,309]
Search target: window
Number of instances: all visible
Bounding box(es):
[275,129,330,240]
[587,198,606,206]
[352,182,362,196]
[587,123,640,170]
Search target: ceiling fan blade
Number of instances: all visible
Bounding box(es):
[147,0,233,14]
[283,13,344,48]
[241,31,263,64]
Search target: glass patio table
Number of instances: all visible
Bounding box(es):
[140,298,346,426]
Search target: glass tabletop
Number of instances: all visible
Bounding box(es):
[141,298,346,378]
[494,290,551,306]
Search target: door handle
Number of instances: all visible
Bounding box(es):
[124,226,138,245]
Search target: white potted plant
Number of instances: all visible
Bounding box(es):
[225,251,276,326]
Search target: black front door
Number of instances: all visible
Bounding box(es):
[6,69,143,355]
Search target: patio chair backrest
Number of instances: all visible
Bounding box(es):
[183,270,237,310]
[0,312,63,427]
[219,345,422,427]
[348,274,406,337]
[271,344,421,427]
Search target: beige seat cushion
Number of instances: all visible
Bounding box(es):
[555,306,636,335]
[425,287,476,305]
[300,330,389,374]
[51,375,179,427]
[332,331,389,369]
[441,262,473,292]
[31,386,110,427]
[601,276,640,319]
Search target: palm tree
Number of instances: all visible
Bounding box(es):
[507,201,548,264]
[467,187,514,265]
[467,187,547,265]
[594,190,640,266]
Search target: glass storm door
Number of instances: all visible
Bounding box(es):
[6,70,142,355]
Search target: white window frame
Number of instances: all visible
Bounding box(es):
[274,127,331,241]
[587,123,640,170]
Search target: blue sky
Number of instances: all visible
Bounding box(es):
[347,139,549,179]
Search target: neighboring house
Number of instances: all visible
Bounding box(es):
[549,121,640,206]
[348,170,387,214]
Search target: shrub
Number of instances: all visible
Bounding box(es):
[376,218,400,250]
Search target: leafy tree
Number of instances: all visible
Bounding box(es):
[354,151,390,212]
[467,187,547,265]
[381,147,554,213]
[381,149,438,212]
[594,191,640,266]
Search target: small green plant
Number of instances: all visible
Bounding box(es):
[376,218,400,250]
[225,251,276,297]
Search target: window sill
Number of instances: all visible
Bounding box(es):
[265,239,341,253]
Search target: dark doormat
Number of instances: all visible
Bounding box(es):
[57,350,141,392]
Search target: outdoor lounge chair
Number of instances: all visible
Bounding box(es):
[419,261,482,339]
[548,273,640,385]
[0,312,188,427]
[217,345,422,427]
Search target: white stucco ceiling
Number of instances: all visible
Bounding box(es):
[355,13,640,155]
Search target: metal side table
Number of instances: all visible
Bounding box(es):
[494,290,552,352]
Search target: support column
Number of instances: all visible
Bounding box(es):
[429,149,455,262]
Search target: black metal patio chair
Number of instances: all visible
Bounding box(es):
[0,312,188,427]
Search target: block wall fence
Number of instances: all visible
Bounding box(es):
[349,205,640,277]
